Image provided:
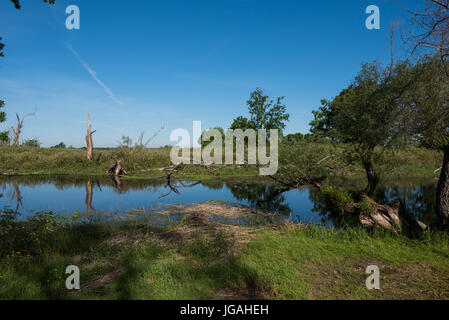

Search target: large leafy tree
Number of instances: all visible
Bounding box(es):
[310,61,416,194]
[408,57,449,227]
[403,0,449,228]
[230,88,290,136]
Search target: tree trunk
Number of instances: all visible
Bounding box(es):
[106,159,127,176]
[11,114,22,147]
[357,195,425,236]
[86,114,94,161]
[362,146,378,195]
[11,113,34,147]
[324,193,426,237]
[436,145,449,228]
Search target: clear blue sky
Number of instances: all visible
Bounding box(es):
[0,0,422,147]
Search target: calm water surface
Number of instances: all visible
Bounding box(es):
[0,175,439,227]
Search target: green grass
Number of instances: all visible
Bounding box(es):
[1,209,448,300]
[0,144,443,181]
[238,226,449,299]
[0,146,258,179]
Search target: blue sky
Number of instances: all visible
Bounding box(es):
[0,0,422,147]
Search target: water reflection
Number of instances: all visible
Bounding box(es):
[379,184,438,226]
[228,183,292,216]
[0,175,439,226]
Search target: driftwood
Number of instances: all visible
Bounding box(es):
[159,163,182,180]
[107,159,127,176]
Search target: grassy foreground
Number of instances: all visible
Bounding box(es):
[1,206,448,300]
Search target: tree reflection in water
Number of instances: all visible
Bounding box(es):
[307,182,439,228]
[0,175,439,227]
[227,183,292,217]
[380,184,438,227]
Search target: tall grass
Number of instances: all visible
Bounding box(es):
[0,143,443,180]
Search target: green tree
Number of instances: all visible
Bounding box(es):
[408,57,449,226]
[121,136,133,148]
[310,61,416,194]
[231,88,290,136]
[402,0,449,228]
[22,138,41,148]
[51,142,66,149]
[283,132,305,144]
[0,100,8,145]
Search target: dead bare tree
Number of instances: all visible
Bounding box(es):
[134,125,164,149]
[402,0,449,75]
[86,114,96,160]
[11,112,35,147]
[106,158,127,176]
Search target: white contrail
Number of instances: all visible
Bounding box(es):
[65,42,123,105]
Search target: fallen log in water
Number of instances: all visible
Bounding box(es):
[269,173,427,236]
[328,193,427,236]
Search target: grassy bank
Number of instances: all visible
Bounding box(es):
[0,146,259,179]
[0,144,443,181]
[1,206,448,300]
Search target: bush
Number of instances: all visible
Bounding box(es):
[22,138,41,148]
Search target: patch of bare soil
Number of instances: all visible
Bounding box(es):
[172,202,271,219]
[71,204,266,297]
[156,211,259,249]
[152,202,271,248]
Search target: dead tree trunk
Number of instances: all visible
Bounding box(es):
[11,112,34,147]
[436,145,449,228]
[107,159,127,176]
[86,114,96,161]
